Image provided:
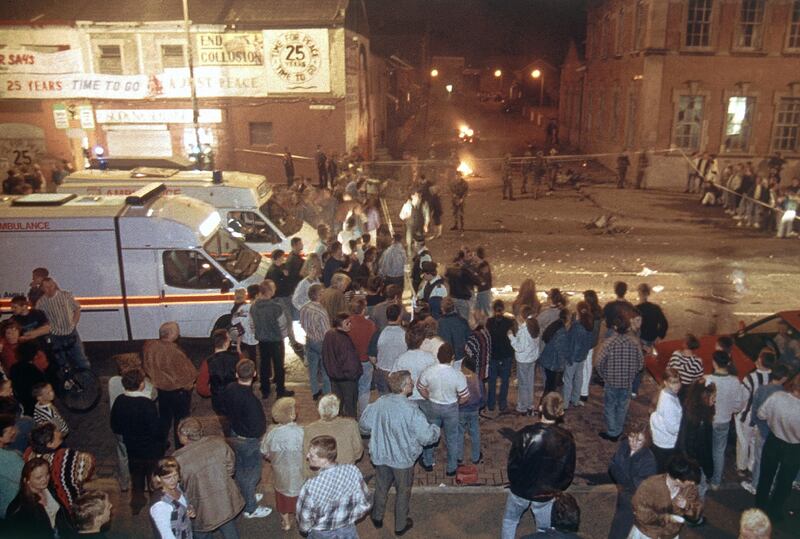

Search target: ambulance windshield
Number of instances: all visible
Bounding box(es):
[203,228,261,281]
[259,198,302,236]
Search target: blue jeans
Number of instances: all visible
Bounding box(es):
[631,369,644,395]
[562,362,583,407]
[50,330,90,370]
[501,491,554,538]
[420,401,461,473]
[306,341,331,396]
[475,290,492,315]
[515,362,535,412]
[309,525,358,539]
[357,361,373,417]
[194,519,239,539]
[230,435,263,513]
[488,356,512,411]
[603,386,631,437]
[711,422,730,486]
[458,410,481,463]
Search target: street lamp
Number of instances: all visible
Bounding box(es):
[531,68,544,106]
[494,69,502,78]
[430,68,439,77]
[445,84,453,96]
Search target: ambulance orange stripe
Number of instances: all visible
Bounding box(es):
[0,293,236,309]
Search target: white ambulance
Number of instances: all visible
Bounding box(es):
[59,167,317,256]
[0,184,269,342]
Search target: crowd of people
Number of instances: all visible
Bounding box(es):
[685,152,799,239]
[0,158,799,538]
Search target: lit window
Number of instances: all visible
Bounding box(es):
[161,44,186,69]
[788,0,800,50]
[735,0,765,49]
[685,0,713,48]
[723,97,754,152]
[97,44,122,75]
[673,95,705,150]
[771,98,800,152]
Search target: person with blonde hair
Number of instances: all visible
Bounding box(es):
[150,457,195,539]
[72,490,112,536]
[292,253,323,311]
[509,305,540,416]
[302,394,363,479]
[739,508,771,539]
[261,398,304,531]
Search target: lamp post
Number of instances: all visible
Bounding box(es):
[182,0,202,168]
[531,68,544,106]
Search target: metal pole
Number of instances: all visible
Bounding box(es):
[540,72,544,107]
[182,0,202,166]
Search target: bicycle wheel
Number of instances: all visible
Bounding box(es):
[62,368,101,412]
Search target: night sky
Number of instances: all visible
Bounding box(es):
[366,0,587,66]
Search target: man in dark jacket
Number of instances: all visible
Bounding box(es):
[221,359,271,519]
[206,329,240,415]
[110,368,163,514]
[445,254,481,322]
[250,280,292,399]
[322,313,363,418]
[437,298,471,369]
[266,250,303,357]
[502,392,575,537]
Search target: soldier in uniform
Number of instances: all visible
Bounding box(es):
[501,154,515,201]
[450,174,469,231]
[635,149,650,189]
[617,152,631,189]
[521,150,533,194]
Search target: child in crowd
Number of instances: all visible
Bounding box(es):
[509,306,540,416]
[649,368,682,472]
[261,397,304,531]
[150,457,195,539]
[705,351,745,490]
[32,382,69,436]
[458,356,484,464]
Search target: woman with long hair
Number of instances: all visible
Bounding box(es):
[511,278,541,318]
[291,253,323,311]
[536,288,567,338]
[509,306,541,416]
[676,381,716,498]
[563,301,595,409]
[579,290,604,403]
[6,457,72,538]
[150,457,195,539]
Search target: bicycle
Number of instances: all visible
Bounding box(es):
[56,363,101,413]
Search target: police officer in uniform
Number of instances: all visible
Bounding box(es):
[450,174,469,231]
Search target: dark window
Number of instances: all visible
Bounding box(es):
[163,250,224,289]
[685,0,713,48]
[161,44,186,69]
[249,122,273,146]
[788,0,800,49]
[98,44,122,74]
[772,98,800,152]
[735,0,765,49]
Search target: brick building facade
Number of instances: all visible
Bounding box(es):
[560,0,800,187]
[0,0,384,183]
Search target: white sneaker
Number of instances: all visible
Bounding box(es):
[740,480,756,495]
[244,506,273,519]
[255,493,264,503]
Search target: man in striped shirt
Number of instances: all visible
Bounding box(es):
[667,334,705,401]
[36,277,90,370]
[300,284,332,400]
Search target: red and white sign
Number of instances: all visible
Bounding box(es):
[0,74,149,99]
[0,49,83,74]
[150,67,267,98]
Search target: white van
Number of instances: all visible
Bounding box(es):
[0,184,269,341]
[60,168,317,256]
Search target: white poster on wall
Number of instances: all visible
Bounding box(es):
[263,28,330,93]
[0,73,148,99]
[150,67,267,98]
[0,49,83,74]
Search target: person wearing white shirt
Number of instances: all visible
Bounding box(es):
[509,309,541,415]
[416,343,469,475]
[705,352,746,489]
[230,285,260,361]
[650,368,683,472]
[291,254,323,311]
[392,323,436,402]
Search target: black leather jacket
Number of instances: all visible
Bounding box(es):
[507,422,576,501]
